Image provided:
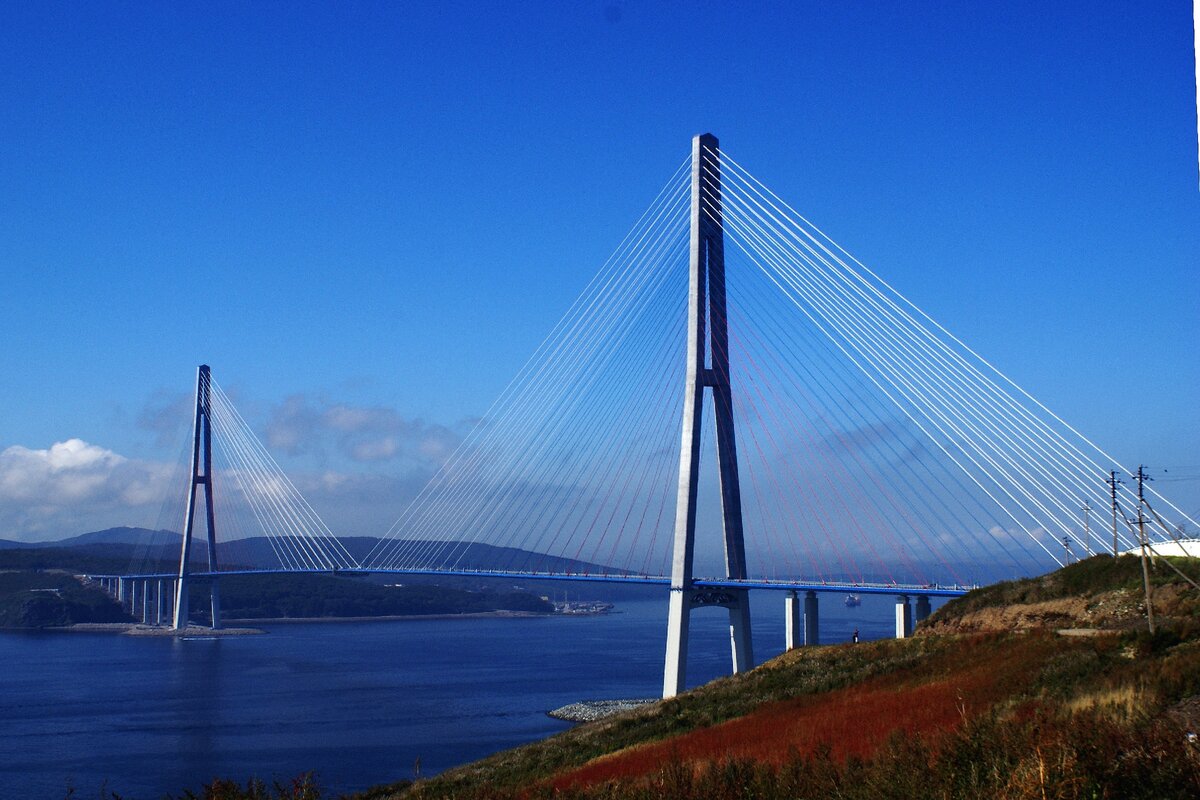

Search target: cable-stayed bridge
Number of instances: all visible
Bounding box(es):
[90,134,1197,697]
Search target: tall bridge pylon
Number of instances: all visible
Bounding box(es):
[173,364,221,630]
[663,133,753,698]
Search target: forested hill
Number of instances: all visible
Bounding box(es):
[208,573,553,620]
[0,571,128,628]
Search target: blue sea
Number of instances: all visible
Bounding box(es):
[0,592,929,799]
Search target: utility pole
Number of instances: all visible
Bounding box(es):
[1135,465,1155,635]
[1081,500,1093,557]
[1063,535,1072,565]
[1107,470,1122,557]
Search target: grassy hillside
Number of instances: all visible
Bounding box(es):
[357,555,1200,800]
[924,554,1200,634]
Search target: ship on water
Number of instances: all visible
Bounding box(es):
[844,594,861,608]
[553,600,614,615]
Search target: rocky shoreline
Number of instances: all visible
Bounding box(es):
[63,623,266,636]
[548,699,657,722]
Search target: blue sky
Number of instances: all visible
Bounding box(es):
[0,1,1197,540]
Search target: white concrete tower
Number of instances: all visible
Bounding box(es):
[663,133,753,698]
[173,364,222,630]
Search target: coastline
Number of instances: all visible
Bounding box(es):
[2,609,557,635]
[548,698,658,722]
[224,609,552,624]
[16,623,268,636]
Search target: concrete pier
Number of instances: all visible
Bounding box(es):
[211,578,222,630]
[915,595,931,625]
[117,577,127,607]
[141,581,151,624]
[895,595,913,639]
[175,580,189,629]
[785,591,800,649]
[804,590,819,646]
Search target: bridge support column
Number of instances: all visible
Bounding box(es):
[663,133,752,699]
[175,579,189,629]
[210,578,222,630]
[895,595,913,639]
[728,590,752,671]
[785,591,800,650]
[156,580,165,625]
[804,590,819,646]
[141,581,151,624]
[175,365,219,631]
[915,595,931,626]
[118,577,127,609]
[664,589,690,696]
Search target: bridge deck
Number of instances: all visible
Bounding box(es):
[90,567,971,597]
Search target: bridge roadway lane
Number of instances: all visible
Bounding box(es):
[93,567,970,597]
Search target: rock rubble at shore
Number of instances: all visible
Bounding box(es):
[64,623,266,636]
[548,699,657,722]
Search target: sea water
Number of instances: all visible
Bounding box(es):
[0,592,918,799]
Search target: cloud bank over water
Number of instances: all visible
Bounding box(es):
[0,439,174,537]
[0,397,467,542]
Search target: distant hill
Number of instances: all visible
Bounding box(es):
[51,527,181,548]
[0,527,180,549]
[0,529,618,578]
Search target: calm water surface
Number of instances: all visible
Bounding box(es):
[0,593,919,799]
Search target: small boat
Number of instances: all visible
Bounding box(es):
[844,594,861,608]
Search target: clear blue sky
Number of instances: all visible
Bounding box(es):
[1,1,1197,539]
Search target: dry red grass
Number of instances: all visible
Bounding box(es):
[550,636,1049,792]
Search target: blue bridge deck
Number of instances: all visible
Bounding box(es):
[90,567,971,598]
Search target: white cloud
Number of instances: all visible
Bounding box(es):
[0,396,468,541]
[264,395,463,467]
[0,433,442,542]
[0,439,125,501]
[0,439,174,538]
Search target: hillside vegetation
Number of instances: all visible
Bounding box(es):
[212,573,554,620]
[0,571,129,627]
[923,554,1200,634]
[356,555,1200,800]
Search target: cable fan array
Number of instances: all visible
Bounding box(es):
[364,144,1197,587]
[130,143,1197,590]
[363,159,694,576]
[190,375,359,572]
[706,144,1197,584]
